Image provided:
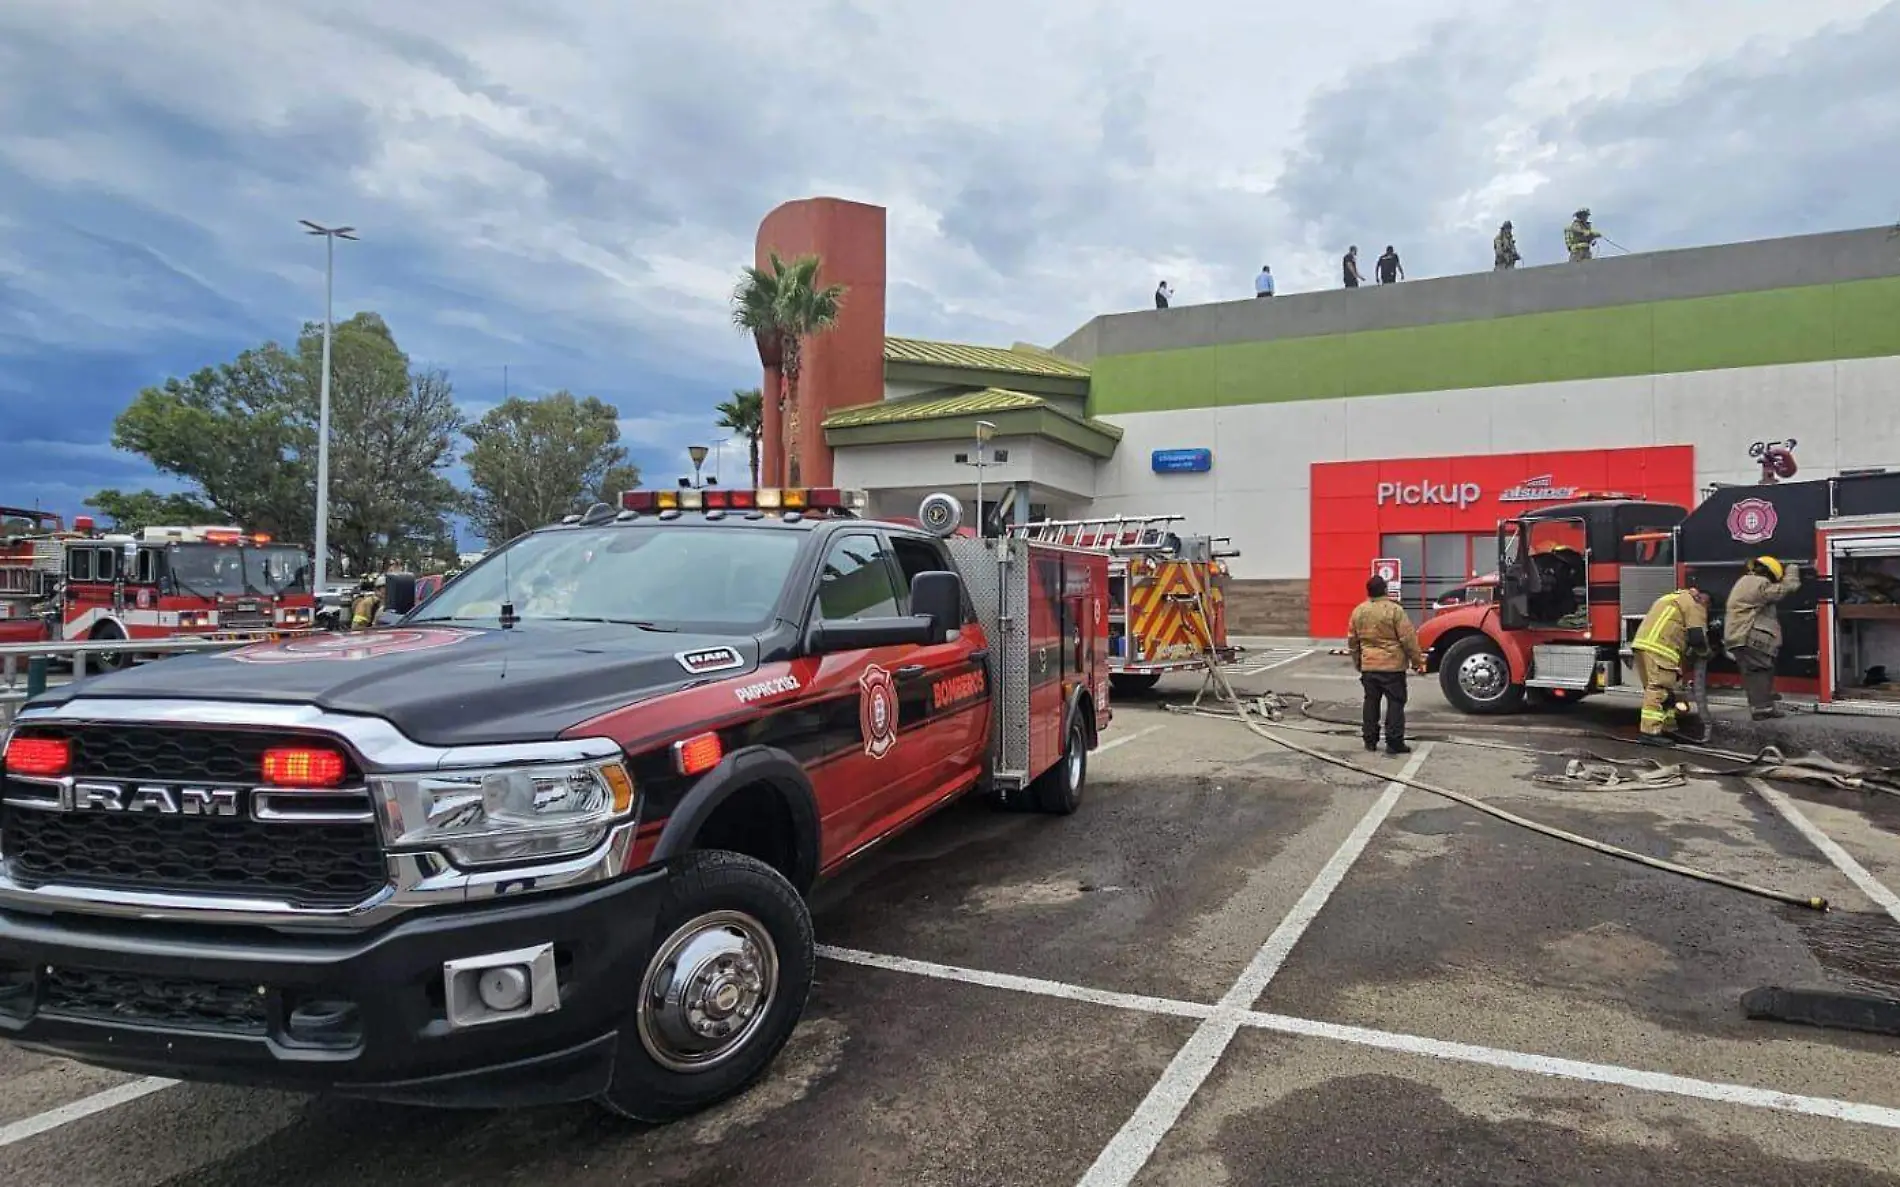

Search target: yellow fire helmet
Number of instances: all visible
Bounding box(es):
[1756,556,1785,581]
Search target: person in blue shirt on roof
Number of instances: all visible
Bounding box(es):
[1255,265,1275,298]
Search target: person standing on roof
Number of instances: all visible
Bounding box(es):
[1565,209,1603,261]
[1155,281,1173,309]
[1376,245,1404,283]
[1725,556,1802,720]
[1255,266,1276,297]
[1630,586,1711,744]
[1349,573,1425,756]
[1342,247,1364,289]
[1494,221,1520,269]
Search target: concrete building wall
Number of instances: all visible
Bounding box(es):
[1057,225,1900,368]
[1093,354,1900,581]
[835,437,1101,502]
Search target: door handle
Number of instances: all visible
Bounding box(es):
[968,649,990,664]
[897,664,926,677]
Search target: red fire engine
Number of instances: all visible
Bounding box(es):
[1011,514,1240,694]
[0,518,317,660]
[1415,464,1900,718]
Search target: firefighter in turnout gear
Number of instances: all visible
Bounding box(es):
[349,575,384,631]
[1494,220,1520,269]
[1630,587,1711,743]
[1725,556,1802,719]
[1348,573,1426,756]
[1565,209,1603,261]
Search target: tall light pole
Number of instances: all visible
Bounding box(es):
[973,420,997,536]
[301,219,358,593]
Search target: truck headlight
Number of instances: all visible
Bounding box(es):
[374,755,636,868]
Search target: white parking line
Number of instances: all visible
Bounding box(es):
[1241,1009,1900,1131]
[1749,777,1900,924]
[816,937,1900,1134]
[817,946,1216,1022]
[0,1077,174,1148]
[1242,649,1316,677]
[1074,744,1433,1187]
[1092,723,1168,756]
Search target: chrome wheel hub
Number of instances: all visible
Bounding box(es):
[1066,735,1084,786]
[1457,652,1508,702]
[637,910,779,1073]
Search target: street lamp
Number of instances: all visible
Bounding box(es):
[301,219,358,595]
[973,420,997,536]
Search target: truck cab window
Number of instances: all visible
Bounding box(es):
[817,535,902,621]
[68,549,93,581]
[890,535,975,623]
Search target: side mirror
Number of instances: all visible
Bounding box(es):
[909,570,964,642]
[382,573,418,617]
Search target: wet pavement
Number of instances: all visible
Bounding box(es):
[4,650,1900,1185]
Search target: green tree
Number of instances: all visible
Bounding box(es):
[111,343,310,538]
[731,252,845,486]
[715,388,764,486]
[108,312,464,575]
[463,392,642,545]
[83,489,218,534]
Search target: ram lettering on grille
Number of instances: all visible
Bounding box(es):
[71,782,240,816]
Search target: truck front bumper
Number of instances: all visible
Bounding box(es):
[0,868,668,1108]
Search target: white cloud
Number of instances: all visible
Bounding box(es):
[0,0,1895,426]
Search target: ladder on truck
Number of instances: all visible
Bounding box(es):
[1012,515,1236,703]
[1012,514,1186,556]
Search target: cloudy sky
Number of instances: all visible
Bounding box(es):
[2,0,1896,530]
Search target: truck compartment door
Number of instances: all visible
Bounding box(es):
[1497,522,1530,631]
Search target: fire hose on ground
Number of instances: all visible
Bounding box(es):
[1165,670,1834,912]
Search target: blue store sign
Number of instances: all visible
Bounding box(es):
[1151,448,1212,474]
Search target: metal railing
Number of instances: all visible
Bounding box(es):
[0,636,271,724]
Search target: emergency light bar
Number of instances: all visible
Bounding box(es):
[618,487,869,516]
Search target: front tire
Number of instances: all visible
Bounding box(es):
[597,851,814,1123]
[89,622,131,672]
[1033,716,1089,815]
[1439,636,1524,715]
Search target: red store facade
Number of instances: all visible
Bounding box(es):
[1309,445,1697,637]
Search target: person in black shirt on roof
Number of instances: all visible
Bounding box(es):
[1376,246,1404,284]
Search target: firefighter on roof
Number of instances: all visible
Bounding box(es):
[1565,209,1603,262]
[1630,586,1711,743]
[1494,220,1520,269]
[1725,555,1802,720]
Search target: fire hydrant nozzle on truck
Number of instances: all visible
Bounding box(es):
[0,485,1112,1120]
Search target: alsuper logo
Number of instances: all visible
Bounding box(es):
[1376,481,1483,510]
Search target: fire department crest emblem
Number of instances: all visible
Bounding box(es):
[859,663,898,760]
[227,627,471,664]
[1727,498,1778,546]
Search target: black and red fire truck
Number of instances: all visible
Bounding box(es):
[1417,466,1900,716]
[0,485,1112,1120]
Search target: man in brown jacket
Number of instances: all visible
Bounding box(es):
[1349,574,1426,755]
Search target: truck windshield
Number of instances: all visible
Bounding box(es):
[245,546,311,595]
[166,544,249,597]
[410,526,805,632]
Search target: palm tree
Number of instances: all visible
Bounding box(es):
[731,252,846,486]
[715,388,764,486]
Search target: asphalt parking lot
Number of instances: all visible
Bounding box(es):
[4,643,1900,1185]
